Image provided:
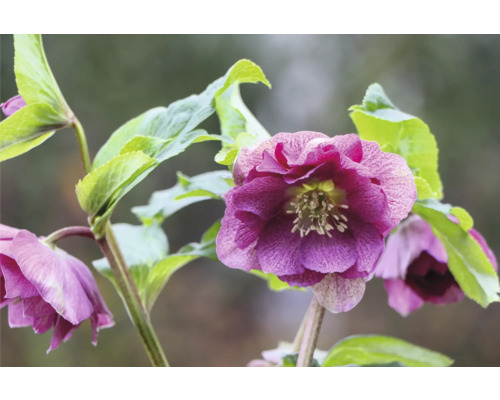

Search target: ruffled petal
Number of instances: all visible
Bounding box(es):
[299,230,357,274]
[384,278,425,316]
[12,230,95,325]
[359,140,416,235]
[350,219,384,274]
[216,196,260,272]
[231,176,288,220]
[257,217,304,276]
[313,274,366,313]
[277,270,326,287]
[0,254,39,299]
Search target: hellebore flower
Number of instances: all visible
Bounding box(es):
[1,94,26,117]
[0,224,114,352]
[374,215,498,316]
[216,131,416,312]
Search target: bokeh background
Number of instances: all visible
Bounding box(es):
[1,35,499,367]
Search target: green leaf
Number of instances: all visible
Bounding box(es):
[322,335,453,367]
[94,221,220,311]
[0,103,63,162]
[214,60,271,166]
[76,151,157,237]
[93,222,169,301]
[93,59,269,170]
[250,270,305,292]
[350,83,443,200]
[1,35,73,162]
[413,201,499,307]
[14,34,70,114]
[282,354,320,367]
[132,170,232,225]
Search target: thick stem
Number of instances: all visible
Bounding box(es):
[296,295,326,367]
[44,226,94,245]
[72,119,92,174]
[97,224,169,367]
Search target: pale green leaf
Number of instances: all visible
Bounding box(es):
[14,34,70,114]
[132,170,232,225]
[413,201,500,307]
[76,151,157,237]
[350,83,443,200]
[450,206,474,231]
[0,103,63,161]
[322,335,453,367]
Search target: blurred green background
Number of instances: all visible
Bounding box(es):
[1,35,499,367]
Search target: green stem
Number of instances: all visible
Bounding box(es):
[44,226,94,245]
[72,118,92,174]
[296,295,325,367]
[292,305,311,353]
[97,224,169,367]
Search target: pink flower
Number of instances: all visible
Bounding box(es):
[375,215,498,316]
[216,131,416,312]
[0,224,114,352]
[1,94,26,117]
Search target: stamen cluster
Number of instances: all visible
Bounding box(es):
[286,181,349,237]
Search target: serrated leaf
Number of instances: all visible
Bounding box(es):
[93,221,219,311]
[1,35,73,162]
[250,270,305,292]
[350,83,443,200]
[214,60,271,165]
[93,59,268,170]
[0,103,63,162]
[132,170,232,225]
[76,151,157,237]
[322,335,453,367]
[412,201,500,307]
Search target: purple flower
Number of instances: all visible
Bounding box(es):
[216,131,416,312]
[1,94,26,117]
[375,215,498,316]
[0,224,114,352]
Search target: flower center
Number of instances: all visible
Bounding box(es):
[285,180,348,237]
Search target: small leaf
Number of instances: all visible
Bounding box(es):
[350,83,443,200]
[132,170,232,225]
[0,103,63,162]
[76,151,157,237]
[322,335,453,367]
[413,200,500,307]
[450,206,474,231]
[214,60,271,165]
[250,270,305,292]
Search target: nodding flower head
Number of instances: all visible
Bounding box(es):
[216,131,417,312]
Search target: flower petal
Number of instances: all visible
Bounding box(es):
[48,316,78,352]
[359,140,416,234]
[470,228,498,271]
[384,278,425,316]
[8,301,34,327]
[350,219,384,274]
[0,224,20,240]
[12,230,95,325]
[313,274,366,313]
[278,270,325,287]
[216,198,260,272]
[299,230,357,274]
[231,176,288,220]
[0,254,39,299]
[1,95,26,117]
[257,217,304,276]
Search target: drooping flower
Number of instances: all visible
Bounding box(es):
[216,131,416,312]
[0,224,114,352]
[374,214,498,316]
[1,94,26,117]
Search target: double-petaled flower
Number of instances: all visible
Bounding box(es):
[375,215,498,316]
[0,224,114,352]
[216,131,416,312]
